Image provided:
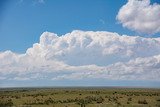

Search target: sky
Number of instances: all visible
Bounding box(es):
[0,0,160,87]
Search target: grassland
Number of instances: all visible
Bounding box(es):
[0,87,160,107]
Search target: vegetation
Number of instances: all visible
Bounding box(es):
[138,99,148,104]
[0,87,160,107]
[0,99,13,107]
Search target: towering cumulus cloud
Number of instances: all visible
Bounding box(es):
[0,30,160,82]
[117,0,160,34]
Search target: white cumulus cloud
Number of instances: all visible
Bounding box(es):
[117,0,160,34]
[0,30,160,81]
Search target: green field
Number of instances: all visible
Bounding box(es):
[0,87,160,107]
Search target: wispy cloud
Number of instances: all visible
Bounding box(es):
[17,0,45,5]
[32,0,45,5]
[37,0,45,4]
[99,19,105,25]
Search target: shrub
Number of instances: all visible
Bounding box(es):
[138,99,148,104]
[0,99,13,107]
[128,97,132,101]
[76,99,87,107]
[96,96,104,104]
[157,99,160,102]
[116,102,121,106]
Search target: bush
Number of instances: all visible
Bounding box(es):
[0,99,13,107]
[128,97,132,101]
[96,96,104,104]
[76,99,87,107]
[138,99,148,104]
[157,99,160,102]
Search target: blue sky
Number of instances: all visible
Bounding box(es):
[0,0,160,87]
[0,0,160,53]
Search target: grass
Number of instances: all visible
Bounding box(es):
[0,87,160,107]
